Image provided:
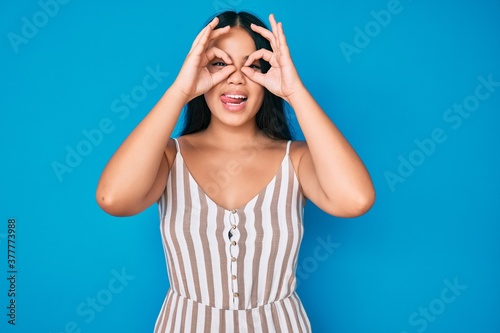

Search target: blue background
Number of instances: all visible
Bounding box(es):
[1,0,499,332]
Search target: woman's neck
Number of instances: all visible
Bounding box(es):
[199,119,266,151]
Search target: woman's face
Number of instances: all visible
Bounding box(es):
[204,27,265,128]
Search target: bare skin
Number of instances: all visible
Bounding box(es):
[96,14,375,217]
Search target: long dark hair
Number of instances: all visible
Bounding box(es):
[180,11,292,141]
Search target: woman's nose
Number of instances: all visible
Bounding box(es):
[227,66,245,85]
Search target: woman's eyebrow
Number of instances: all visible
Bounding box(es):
[215,54,254,62]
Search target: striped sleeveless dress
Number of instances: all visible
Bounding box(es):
[154,138,312,332]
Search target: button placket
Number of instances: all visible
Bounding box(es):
[228,209,240,303]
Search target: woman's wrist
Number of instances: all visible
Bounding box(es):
[284,83,308,106]
[167,81,193,105]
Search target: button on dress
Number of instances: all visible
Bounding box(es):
[154,138,312,332]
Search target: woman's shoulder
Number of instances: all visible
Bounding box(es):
[289,139,308,154]
[164,133,203,164]
[164,137,179,169]
[288,139,308,168]
[167,133,307,158]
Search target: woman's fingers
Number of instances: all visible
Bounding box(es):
[190,17,230,53]
[270,14,289,52]
[190,17,217,51]
[205,46,232,65]
[269,14,279,41]
[250,23,277,51]
[206,47,235,86]
[206,25,230,48]
[241,66,266,86]
[277,22,287,46]
[211,65,236,86]
[241,48,275,86]
[244,48,275,67]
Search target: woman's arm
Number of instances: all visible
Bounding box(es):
[242,14,375,217]
[96,17,236,216]
[288,88,375,217]
[95,87,186,217]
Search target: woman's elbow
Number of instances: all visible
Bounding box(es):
[95,188,137,217]
[329,188,376,218]
[354,189,376,216]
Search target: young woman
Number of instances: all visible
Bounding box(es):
[96,11,375,332]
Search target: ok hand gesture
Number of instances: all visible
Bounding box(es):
[241,14,304,103]
[173,17,236,102]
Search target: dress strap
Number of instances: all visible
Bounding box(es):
[173,137,180,152]
[286,140,292,155]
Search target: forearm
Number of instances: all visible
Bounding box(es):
[288,86,375,206]
[96,85,187,209]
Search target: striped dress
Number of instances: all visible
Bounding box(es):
[154,138,312,332]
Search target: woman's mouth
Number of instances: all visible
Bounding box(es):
[221,94,248,112]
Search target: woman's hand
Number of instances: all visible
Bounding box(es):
[172,17,236,102]
[241,14,304,103]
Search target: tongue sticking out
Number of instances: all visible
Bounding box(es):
[221,95,246,104]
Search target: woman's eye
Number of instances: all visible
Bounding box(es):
[249,64,261,71]
[212,62,226,67]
